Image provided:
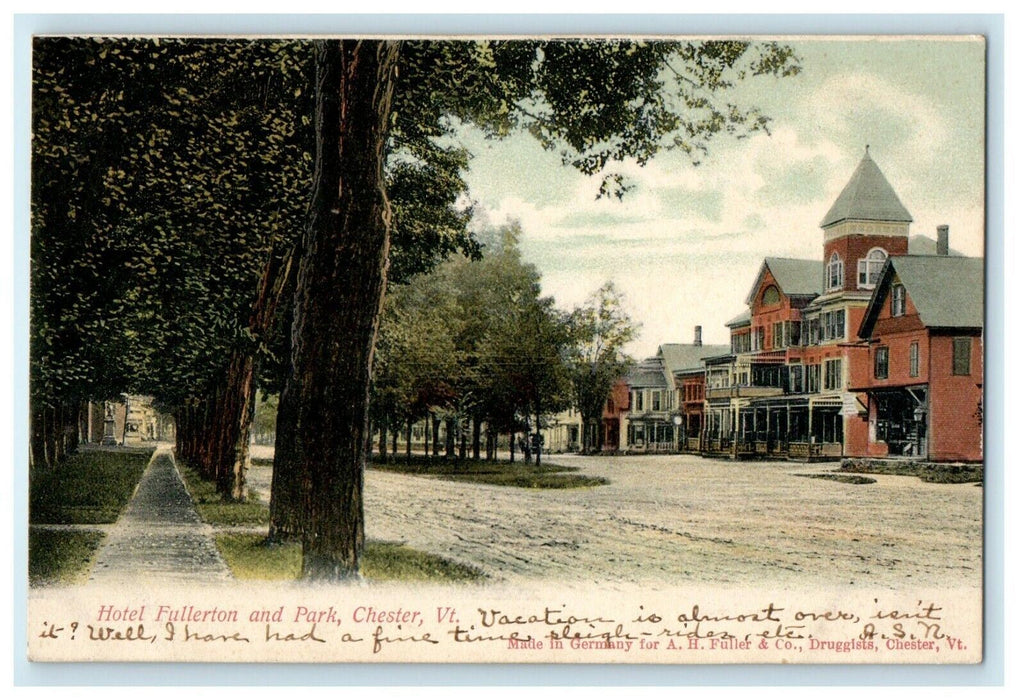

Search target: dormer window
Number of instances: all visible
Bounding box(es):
[827,252,844,291]
[858,248,888,289]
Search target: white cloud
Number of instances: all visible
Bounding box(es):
[461,40,985,357]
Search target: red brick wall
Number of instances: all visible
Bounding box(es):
[603,380,630,420]
[927,333,983,462]
[844,413,872,457]
[751,269,804,351]
[824,234,909,292]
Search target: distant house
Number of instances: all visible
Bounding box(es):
[852,256,983,462]
[539,408,583,453]
[620,328,728,453]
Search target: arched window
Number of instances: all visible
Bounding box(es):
[858,248,888,288]
[827,252,844,291]
[761,285,780,306]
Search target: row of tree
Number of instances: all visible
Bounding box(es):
[31,37,800,579]
[369,222,636,466]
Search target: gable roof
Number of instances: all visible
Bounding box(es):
[746,257,822,305]
[625,343,733,388]
[821,149,913,228]
[859,256,984,337]
[659,343,731,376]
[726,309,751,327]
[625,356,669,388]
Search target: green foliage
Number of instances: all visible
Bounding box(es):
[252,394,279,444]
[31,37,799,411]
[29,447,152,524]
[31,38,314,411]
[373,221,573,442]
[215,534,485,582]
[29,528,105,585]
[566,282,637,452]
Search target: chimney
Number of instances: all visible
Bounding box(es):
[694,325,702,346]
[937,225,949,256]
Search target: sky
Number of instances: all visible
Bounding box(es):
[455,37,987,357]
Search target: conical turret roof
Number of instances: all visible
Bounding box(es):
[820,148,912,228]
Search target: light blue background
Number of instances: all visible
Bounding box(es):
[12,13,1005,687]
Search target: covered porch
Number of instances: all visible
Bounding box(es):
[739,396,844,462]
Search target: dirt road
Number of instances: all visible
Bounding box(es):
[247,450,981,590]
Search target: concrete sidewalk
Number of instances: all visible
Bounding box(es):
[89,446,232,585]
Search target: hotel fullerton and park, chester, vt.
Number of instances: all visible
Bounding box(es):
[595,148,983,466]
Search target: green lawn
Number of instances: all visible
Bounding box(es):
[794,473,877,485]
[29,446,153,586]
[178,464,270,526]
[370,455,609,489]
[29,447,153,524]
[840,461,983,484]
[29,528,105,586]
[215,533,485,583]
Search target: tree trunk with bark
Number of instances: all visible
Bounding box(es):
[209,350,256,501]
[288,39,399,580]
[445,416,456,459]
[405,417,412,464]
[268,370,303,542]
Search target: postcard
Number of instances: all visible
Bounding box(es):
[26,33,985,664]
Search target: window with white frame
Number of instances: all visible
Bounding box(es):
[891,284,906,317]
[909,341,920,378]
[652,390,662,412]
[821,309,846,341]
[824,358,843,391]
[827,252,844,291]
[858,248,888,289]
[806,364,821,393]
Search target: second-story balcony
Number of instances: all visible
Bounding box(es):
[706,385,785,401]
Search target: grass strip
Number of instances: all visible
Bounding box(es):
[29,528,105,585]
[30,447,153,524]
[370,456,609,489]
[840,460,982,484]
[215,533,485,583]
[178,464,270,526]
[793,473,877,485]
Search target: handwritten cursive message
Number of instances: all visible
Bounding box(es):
[29,589,979,663]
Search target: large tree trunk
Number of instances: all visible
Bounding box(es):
[268,369,303,542]
[289,39,398,580]
[209,350,256,501]
[445,416,456,459]
[404,417,412,464]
